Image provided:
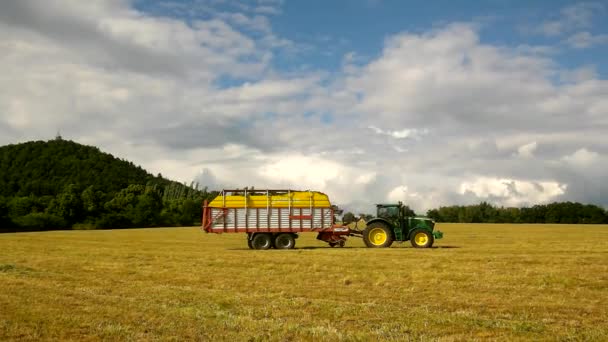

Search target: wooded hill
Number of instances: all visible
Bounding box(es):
[0,138,217,232]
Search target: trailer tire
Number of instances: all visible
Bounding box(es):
[410,229,434,248]
[251,233,273,250]
[363,222,393,248]
[247,235,253,249]
[274,233,296,250]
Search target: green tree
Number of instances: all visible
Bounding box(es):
[496,207,520,223]
[437,206,460,222]
[8,196,36,219]
[401,205,416,217]
[0,197,12,228]
[47,184,83,225]
[426,209,441,221]
[581,204,606,223]
[342,212,356,224]
[81,186,104,218]
[178,199,201,226]
[13,213,67,231]
[103,185,165,227]
[132,190,163,227]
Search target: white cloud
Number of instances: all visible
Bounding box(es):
[460,177,567,206]
[536,2,604,37]
[219,78,319,102]
[387,186,419,202]
[346,23,559,130]
[217,12,272,33]
[255,6,281,15]
[562,148,599,166]
[565,31,608,48]
[559,65,598,83]
[368,126,428,139]
[516,141,537,159]
[258,154,376,190]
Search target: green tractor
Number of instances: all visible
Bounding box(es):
[361,202,443,248]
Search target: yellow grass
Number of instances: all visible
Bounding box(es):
[1,224,607,341]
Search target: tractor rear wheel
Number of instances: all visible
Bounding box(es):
[274,233,296,249]
[251,233,273,250]
[363,222,393,248]
[410,229,434,248]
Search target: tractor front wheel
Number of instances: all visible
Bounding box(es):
[410,229,434,248]
[363,222,393,248]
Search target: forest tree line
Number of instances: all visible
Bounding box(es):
[425,202,608,224]
[342,201,608,224]
[0,183,217,232]
[342,202,608,224]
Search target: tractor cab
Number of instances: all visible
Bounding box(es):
[377,204,400,220]
[376,202,416,228]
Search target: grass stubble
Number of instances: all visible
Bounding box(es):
[1,224,607,341]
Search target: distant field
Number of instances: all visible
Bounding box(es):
[1,224,607,341]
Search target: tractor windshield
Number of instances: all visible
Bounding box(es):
[377,206,399,219]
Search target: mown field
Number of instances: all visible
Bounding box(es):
[1,224,607,341]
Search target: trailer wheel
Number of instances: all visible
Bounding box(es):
[363,222,393,248]
[274,233,296,250]
[251,233,273,250]
[410,229,434,248]
[247,235,253,249]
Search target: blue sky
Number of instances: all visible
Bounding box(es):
[135,0,608,77]
[1,0,607,212]
[281,0,608,76]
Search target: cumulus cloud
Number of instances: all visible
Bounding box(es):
[459,177,567,207]
[559,65,598,83]
[1,1,607,213]
[346,23,562,131]
[258,154,376,190]
[387,186,419,203]
[255,0,283,15]
[368,126,428,139]
[535,2,604,37]
[218,12,272,33]
[565,31,608,48]
[562,148,599,166]
[516,142,538,159]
